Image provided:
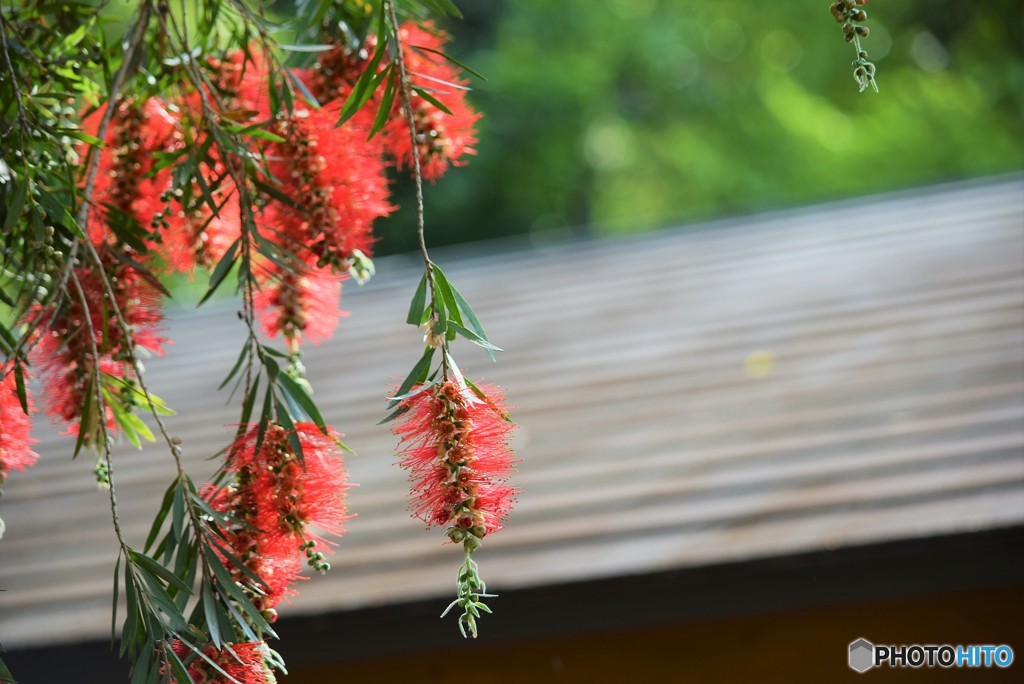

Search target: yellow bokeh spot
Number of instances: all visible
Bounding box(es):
[745,350,776,378]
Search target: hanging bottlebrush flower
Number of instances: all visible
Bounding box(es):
[158,179,242,274]
[393,379,518,637]
[254,259,346,348]
[29,250,166,445]
[81,98,178,248]
[384,22,481,182]
[262,103,392,274]
[394,380,517,537]
[213,421,349,611]
[0,371,38,486]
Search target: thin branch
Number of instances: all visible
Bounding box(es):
[69,269,129,554]
[384,0,449,378]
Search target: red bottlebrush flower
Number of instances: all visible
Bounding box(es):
[254,259,346,347]
[309,44,367,104]
[81,98,177,248]
[209,47,274,121]
[0,371,38,483]
[159,182,242,274]
[393,380,518,539]
[227,422,350,550]
[202,478,304,614]
[29,248,166,440]
[384,23,482,181]
[260,103,391,273]
[169,640,276,684]
[209,421,349,611]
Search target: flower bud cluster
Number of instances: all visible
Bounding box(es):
[829,0,878,92]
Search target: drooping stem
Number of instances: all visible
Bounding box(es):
[384,0,449,378]
[69,269,129,555]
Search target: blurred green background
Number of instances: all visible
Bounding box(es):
[372,0,1024,254]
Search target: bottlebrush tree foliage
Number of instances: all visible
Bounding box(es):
[0,1,878,681]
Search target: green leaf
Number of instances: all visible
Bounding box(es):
[274,398,304,461]
[144,482,177,552]
[435,289,448,337]
[238,375,260,427]
[219,344,251,391]
[389,379,437,404]
[171,484,185,546]
[406,273,428,325]
[161,645,193,684]
[205,550,277,638]
[129,645,155,684]
[107,396,143,449]
[413,86,454,115]
[441,265,497,361]
[13,364,28,415]
[377,405,409,425]
[263,354,280,382]
[286,68,321,109]
[202,582,222,649]
[198,238,240,306]
[175,638,236,684]
[222,123,287,143]
[254,384,275,455]
[2,180,28,233]
[337,27,389,126]
[37,188,84,238]
[430,266,463,327]
[100,202,149,253]
[120,571,138,657]
[278,371,327,432]
[73,375,95,459]
[109,248,172,298]
[130,549,193,595]
[388,346,435,409]
[420,0,463,18]
[122,410,156,444]
[410,44,485,80]
[450,322,503,353]
[110,554,121,647]
[369,66,397,138]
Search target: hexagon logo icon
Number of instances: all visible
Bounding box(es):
[849,638,875,673]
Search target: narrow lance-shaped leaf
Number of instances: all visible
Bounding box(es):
[406,273,428,325]
[337,15,390,126]
[369,65,398,138]
[449,322,503,353]
[389,346,435,410]
[144,482,177,552]
[199,237,240,306]
[410,44,486,80]
[278,370,327,432]
[130,549,193,595]
[13,363,28,414]
[436,264,497,360]
[412,86,454,115]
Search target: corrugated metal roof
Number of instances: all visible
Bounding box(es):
[1,176,1022,649]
